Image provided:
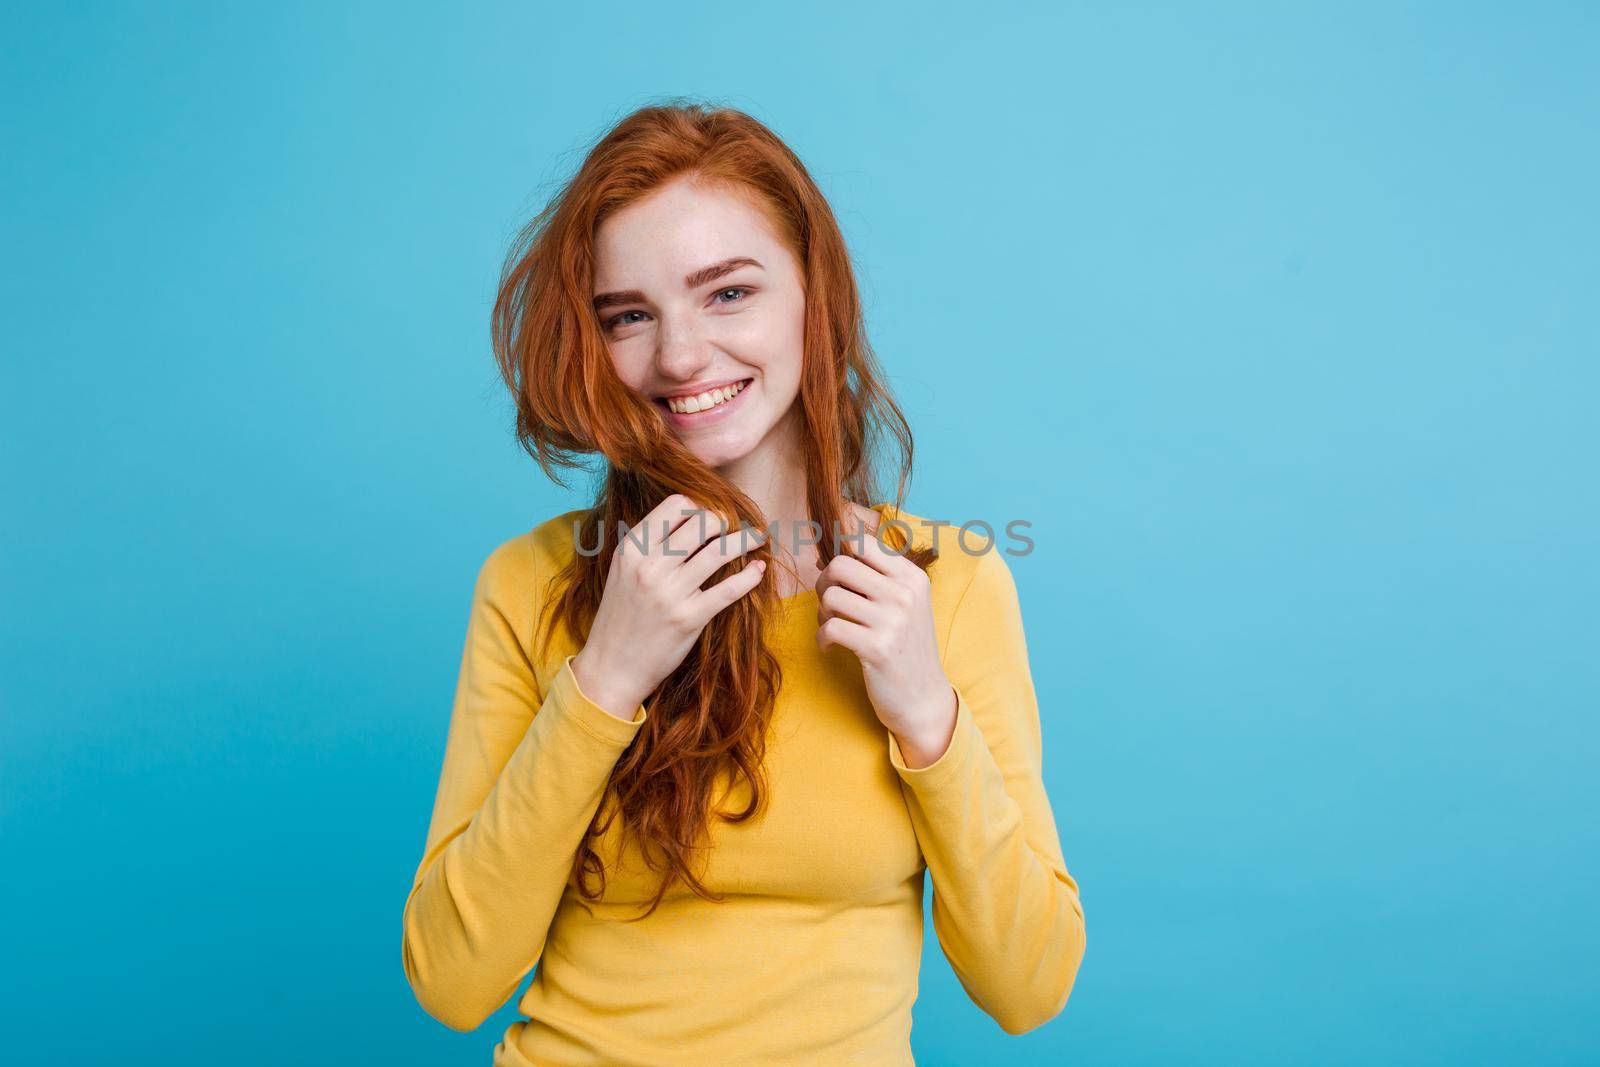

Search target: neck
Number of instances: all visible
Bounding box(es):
[713,402,816,564]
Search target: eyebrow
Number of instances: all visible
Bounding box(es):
[592,256,765,311]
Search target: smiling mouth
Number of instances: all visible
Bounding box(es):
[655,378,753,415]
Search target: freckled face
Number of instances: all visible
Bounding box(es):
[591,176,806,471]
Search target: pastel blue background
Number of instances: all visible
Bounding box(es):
[3,3,1595,1064]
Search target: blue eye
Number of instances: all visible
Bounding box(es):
[606,310,646,330]
[605,287,752,332]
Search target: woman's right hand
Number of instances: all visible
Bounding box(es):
[570,494,768,719]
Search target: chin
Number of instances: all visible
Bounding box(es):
[686,443,750,469]
[678,428,760,470]
[661,395,794,470]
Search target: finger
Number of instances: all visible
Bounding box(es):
[692,557,767,619]
[842,502,910,578]
[816,615,872,658]
[661,503,728,560]
[681,523,767,589]
[817,583,879,627]
[817,553,893,602]
[625,494,700,553]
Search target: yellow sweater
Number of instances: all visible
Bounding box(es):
[402,503,1086,1065]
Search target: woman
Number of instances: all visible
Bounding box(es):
[401,101,1085,1066]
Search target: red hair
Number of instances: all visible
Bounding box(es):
[491,99,936,918]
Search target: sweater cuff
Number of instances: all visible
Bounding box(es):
[554,655,649,745]
[886,684,974,789]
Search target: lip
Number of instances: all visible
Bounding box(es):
[655,377,754,429]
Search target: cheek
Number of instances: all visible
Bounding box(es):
[607,344,650,392]
[772,328,806,393]
[780,301,807,383]
[725,310,805,386]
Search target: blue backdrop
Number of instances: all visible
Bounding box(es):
[4,3,1595,1064]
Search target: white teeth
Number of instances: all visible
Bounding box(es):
[665,380,747,414]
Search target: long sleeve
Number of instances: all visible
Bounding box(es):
[885,546,1087,1035]
[401,535,649,1033]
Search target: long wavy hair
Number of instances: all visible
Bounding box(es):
[491,99,937,919]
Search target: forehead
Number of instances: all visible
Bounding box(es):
[592,177,786,285]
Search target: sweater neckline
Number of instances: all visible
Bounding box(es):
[766,587,819,642]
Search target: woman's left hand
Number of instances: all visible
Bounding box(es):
[816,503,958,768]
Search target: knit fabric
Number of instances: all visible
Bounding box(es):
[402,504,1085,1065]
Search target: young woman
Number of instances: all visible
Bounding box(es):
[401,101,1085,1066]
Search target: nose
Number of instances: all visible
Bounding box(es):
[653,313,713,385]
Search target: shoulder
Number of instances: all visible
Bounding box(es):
[869,502,1021,636]
[467,508,595,675]
[472,506,592,604]
[874,505,1034,678]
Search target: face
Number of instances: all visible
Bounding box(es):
[591,175,807,473]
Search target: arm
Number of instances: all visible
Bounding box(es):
[401,535,648,1032]
[885,546,1087,1035]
